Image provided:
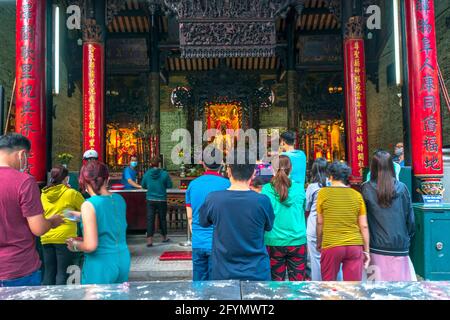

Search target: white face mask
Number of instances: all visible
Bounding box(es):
[18,152,29,173]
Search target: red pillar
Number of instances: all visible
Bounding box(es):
[82,21,105,161]
[15,0,47,183]
[343,16,369,184]
[405,0,443,195]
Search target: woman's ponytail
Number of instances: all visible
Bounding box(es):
[271,155,292,202]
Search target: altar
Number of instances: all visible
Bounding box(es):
[205,103,242,156]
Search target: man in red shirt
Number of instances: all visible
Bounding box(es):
[0,133,63,287]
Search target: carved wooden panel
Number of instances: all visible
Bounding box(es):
[106,38,149,69]
[162,0,298,58]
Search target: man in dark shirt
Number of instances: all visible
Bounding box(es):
[199,149,275,281]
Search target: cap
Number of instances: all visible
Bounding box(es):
[83,149,99,160]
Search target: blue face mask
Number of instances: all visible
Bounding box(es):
[130,161,138,168]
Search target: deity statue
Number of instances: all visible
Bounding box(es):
[206,104,242,155]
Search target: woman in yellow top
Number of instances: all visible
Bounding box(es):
[40,165,85,285]
[316,161,370,281]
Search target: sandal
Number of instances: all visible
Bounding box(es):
[146,243,153,247]
[162,238,171,243]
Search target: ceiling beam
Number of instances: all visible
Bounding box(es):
[298,29,341,36]
[115,10,147,17]
[301,8,331,15]
[107,32,147,38]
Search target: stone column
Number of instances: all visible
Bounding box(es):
[286,71,298,131]
[15,0,47,183]
[343,16,369,184]
[286,8,298,132]
[405,0,444,198]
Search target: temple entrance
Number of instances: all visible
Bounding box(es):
[302,120,346,167]
[299,73,346,166]
[105,75,151,173]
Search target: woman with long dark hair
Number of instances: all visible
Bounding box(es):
[40,165,85,285]
[361,150,415,281]
[262,155,307,281]
[305,158,328,281]
[66,161,130,284]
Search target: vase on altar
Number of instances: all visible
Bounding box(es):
[180,163,186,178]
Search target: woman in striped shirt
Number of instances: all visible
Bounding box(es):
[316,161,370,281]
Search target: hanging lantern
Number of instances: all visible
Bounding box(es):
[256,86,275,108]
[170,86,192,108]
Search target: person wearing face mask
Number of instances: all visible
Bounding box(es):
[141,161,173,246]
[40,165,85,285]
[393,142,405,167]
[121,155,142,190]
[0,133,64,287]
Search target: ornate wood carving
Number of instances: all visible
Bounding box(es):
[82,18,103,42]
[161,0,301,58]
[180,22,276,58]
[326,0,341,22]
[344,16,364,39]
[163,0,295,18]
[184,62,268,129]
[147,0,163,15]
[106,0,127,26]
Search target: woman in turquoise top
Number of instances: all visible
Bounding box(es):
[262,155,307,281]
[66,161,130,285]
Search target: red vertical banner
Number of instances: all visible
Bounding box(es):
[15,0,47,183]
[405,0,443,177]
[82,43,104,161]
[344,38,369,183]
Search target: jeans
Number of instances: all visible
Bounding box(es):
[0,270,42,287]
[42,244,75,285]
[146,200,168,237]
[307,236,322,281]
[307,237,343,281]
[192,248,212,281]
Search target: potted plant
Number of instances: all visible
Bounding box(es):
[57,153,74,168]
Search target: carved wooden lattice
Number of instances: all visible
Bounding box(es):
[162,0,300,58]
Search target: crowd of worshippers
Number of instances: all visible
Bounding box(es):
[0,132,415,287]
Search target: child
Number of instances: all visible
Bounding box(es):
[250,176,266,193]
[199,149,275,281]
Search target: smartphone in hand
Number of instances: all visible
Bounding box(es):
[63,209,81,222]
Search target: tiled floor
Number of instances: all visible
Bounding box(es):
[127,233,193,281]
